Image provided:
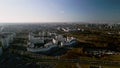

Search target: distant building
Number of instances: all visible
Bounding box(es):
[27,32,77,52]
[0,27,15,56]
[0,43,3,56]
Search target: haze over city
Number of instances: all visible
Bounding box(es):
[0,0,120,68]
[0,0,120,23]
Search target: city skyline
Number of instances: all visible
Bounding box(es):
[0,0,120,23]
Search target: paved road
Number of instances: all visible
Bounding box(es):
[30,58,120,66]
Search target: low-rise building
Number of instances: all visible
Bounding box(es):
[83,47,117,57]
[27,32,77,52]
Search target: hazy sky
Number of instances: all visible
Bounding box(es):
[0,0,120,23]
